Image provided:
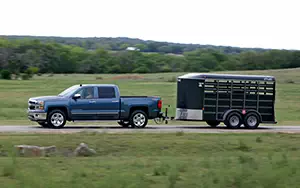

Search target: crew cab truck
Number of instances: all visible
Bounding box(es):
[27,84,163,129]
[175,73,277,129]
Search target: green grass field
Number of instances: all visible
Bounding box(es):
[0,68,300,125]
[1,132,300,187]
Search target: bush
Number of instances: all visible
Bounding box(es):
[21,74,31,80]
[0,69,12,80]
[24,69,33,78]
[27,67,39,74]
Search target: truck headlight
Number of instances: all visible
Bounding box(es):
[38,101,44,110]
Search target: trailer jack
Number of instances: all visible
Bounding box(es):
[154,105,174,124]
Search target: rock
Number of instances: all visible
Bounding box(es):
[15,145,56,157]
[74,143,96,157]
[0,151,8,157]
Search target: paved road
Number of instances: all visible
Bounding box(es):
[0,125,300,134]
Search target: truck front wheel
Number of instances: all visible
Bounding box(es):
[130,110,148,128]
[47,109,66,129]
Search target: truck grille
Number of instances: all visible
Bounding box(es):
[28,99,39,110]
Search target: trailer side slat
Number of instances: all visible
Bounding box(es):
[202,78,275,123]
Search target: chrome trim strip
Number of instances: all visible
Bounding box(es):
[71,112,119,115]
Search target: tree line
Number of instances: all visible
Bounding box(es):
[0,37,300,76]
[2,35,269,54]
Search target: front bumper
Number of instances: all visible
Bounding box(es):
[27,111,47,121]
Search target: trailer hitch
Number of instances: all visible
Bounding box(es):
[154,105,174,124]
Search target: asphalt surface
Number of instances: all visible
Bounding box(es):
[0,125,300,134]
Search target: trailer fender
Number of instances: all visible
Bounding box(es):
[222,109,243,121]
[244,110,262,123]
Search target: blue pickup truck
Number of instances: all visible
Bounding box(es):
[27,84,163,128]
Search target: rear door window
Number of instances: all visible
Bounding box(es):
[98,87,116,98]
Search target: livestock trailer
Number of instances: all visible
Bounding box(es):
[174,73,277,128]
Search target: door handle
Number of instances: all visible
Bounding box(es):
[89,100,96,103]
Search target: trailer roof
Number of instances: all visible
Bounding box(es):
[178,73,275,81]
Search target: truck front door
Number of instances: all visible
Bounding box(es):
[70,86,98,120]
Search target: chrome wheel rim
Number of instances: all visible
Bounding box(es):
[229,116,239,126]
[133,113,146,127]
[50,113,64,127]
[247,116,257,127]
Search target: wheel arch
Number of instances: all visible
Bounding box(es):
[222,109,243,121]
[129,106,149,117]
[47,106,70,120]
[245,110,262,123]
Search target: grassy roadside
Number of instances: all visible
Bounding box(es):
[0,68,300,125]
[1,132,300,187]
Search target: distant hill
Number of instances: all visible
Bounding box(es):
[0,35,271,54]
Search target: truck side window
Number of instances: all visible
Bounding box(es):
[98,87,116,98]
[74,87,95,99]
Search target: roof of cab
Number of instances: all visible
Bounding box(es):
[178,73,275,81]
[78,84,117,87]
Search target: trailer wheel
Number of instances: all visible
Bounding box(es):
[117,120,130,128]
[224,112,242,129]
[244,112,260,129]
[206,121,220,128]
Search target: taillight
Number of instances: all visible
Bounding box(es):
[157,100,162,109]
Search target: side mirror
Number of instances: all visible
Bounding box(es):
[73,93,81,99]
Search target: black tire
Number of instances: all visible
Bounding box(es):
[206,120,220,128]
[224,112,242,129]
[129,110,148,128]
[244,112,260,129]
[117,120,130,128]
[38,122,49,128]
[47,109,67,129]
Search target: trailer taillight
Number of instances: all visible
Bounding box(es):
[158,100,162,109]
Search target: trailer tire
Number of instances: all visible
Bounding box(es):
[206,120,220,128]
[244,112,260,129]
[129,110,148,128]
[117,120,130,128]
[224,112,242,129]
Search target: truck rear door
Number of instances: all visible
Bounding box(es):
[94,86,120,120]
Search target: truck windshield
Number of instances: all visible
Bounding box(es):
[58,85,80,97]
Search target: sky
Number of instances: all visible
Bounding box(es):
[1,0,299,50]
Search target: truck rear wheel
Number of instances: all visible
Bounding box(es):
[47,109,66,129]
[129,110,148,128]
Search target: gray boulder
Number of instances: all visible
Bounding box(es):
[74,143,96,157]
[15,145,56,157]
